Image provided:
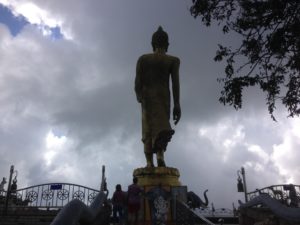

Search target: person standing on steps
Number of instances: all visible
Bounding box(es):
[112,184,126,225]
[127,177,143,225]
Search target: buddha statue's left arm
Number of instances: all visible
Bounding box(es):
[135,56,143,103]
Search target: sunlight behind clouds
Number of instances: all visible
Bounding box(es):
[271,119,300,183]
[247,145,269,164]
[44,130,67,166]
[46,130,67,149]
[198,118,246,162]
[291,118,300,139]
[13,3,58,26]
[0,0,72,39]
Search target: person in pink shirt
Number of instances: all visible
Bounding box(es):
[127,177,143,225]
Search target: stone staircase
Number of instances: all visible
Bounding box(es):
[0,208,58,225]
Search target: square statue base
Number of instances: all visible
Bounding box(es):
[133,167,186,225]
[133,167,181,186]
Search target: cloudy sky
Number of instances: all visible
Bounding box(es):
[0,0,299,208]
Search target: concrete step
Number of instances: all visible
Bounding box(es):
[0,222,51,225]
[0,209,57,225]
[0,217,54,225]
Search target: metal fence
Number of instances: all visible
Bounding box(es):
[247,184,300,207]
[7,183,100,209]
[0,190,7,197]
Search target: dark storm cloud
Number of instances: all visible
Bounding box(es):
[53,80,139,147]
[0,0,299,208]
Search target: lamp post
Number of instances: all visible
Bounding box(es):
[237,167,248,202]
[100,165,107,193]
[4,165,14,215]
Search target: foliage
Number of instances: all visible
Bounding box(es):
[190,0,300,120]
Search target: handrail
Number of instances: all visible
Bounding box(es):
[180,201,217,225]
[247,184,300,195]
[246,184,300,208]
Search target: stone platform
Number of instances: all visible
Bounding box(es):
[133,167,181,186]
[133,167,183,225]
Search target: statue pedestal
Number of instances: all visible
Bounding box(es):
[133,167,181,186]
[133,167,184,225]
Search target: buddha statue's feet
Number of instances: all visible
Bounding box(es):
[146,163,154,168]
[157,159,166,167]
[145,153,154,168]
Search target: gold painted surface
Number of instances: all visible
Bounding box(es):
[134,168,181,224]
[135,27,181,164]
[133,167,181,186]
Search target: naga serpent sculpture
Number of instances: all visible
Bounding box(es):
[239,193,300,223]
[51,166,111,225]
[50,191,111,225]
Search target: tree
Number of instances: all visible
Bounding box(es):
[190,0,300,120]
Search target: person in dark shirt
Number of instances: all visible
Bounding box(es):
[112,184,126,225]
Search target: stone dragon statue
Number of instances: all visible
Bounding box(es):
[239,193,300,223]
[187,190,209,209]
[51,166,111,225]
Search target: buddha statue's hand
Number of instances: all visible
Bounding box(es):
[173,104,181,125]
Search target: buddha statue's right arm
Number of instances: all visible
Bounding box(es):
[171,57,181,124]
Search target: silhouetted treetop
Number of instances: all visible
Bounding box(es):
[190,0,300,120]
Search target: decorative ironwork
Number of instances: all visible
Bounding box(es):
[5,183,100,209]
[57,189,69,200]
[42,190,54,200]
[26,191,38,202]
[0,190,7,197]
[73,191,85,201]
[247,184,300,207]
[16,193,22,200]
[88,192,98,203]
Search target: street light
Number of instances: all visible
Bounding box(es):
[237,174,244,192]
[237,167,248,202]
[4,165,14,214]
